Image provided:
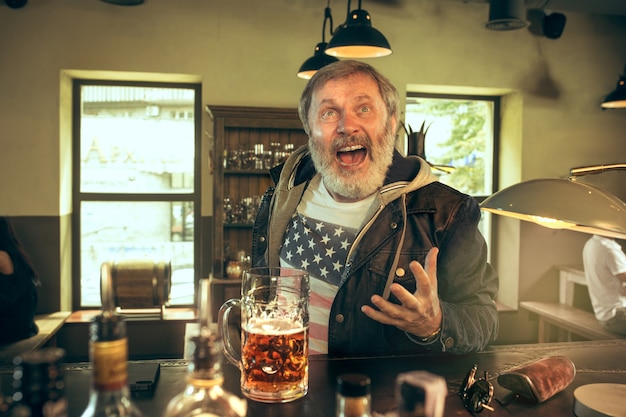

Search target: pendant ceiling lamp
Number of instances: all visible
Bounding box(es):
[601,63,626,109]
[297,4,340,80]
[325,0,392,58]
[484,0,529,31]
[480,164,626,240]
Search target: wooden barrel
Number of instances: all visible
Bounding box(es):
[108,259,171,309]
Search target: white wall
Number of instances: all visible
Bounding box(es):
[1,0,625,310]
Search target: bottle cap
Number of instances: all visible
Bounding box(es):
[14,347,65,367]
[337,373,371,397]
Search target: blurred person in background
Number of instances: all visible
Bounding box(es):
[0,217,39,343]
[583,235,626,335]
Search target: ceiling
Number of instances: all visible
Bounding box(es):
[458,0,626,16]
[371,0,626,16]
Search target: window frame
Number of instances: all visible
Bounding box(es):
[71,79,202,310]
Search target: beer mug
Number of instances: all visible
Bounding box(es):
[218,267,310,403]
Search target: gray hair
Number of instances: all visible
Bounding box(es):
[298,60,399,135]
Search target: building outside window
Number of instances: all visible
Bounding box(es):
[73,81,200,309]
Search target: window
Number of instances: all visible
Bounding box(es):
[405,93,499,254]
[73,81,200,309]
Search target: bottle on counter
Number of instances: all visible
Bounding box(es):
[11,347,68,417]
[80,263,143,417]
[162,278,246,417]
[335,374,372,417]
[162,332,246,417]
[79,312,143,417]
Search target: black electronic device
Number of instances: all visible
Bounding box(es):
[128,362,161,394]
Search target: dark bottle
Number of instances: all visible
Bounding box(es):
[79,312,143,417]
[11,347,68,417]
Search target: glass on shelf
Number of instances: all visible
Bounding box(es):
[225,150,241,170]
[223,197,233,223]
[253,144,264,169]
[270,142,281,166]
[223,196,261,225]
[224,143,296,171]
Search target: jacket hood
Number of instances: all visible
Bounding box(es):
[379,151,438,205]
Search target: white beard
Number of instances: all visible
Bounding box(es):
[309,122,395,201]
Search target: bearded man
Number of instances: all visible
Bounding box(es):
[251,60,499,357]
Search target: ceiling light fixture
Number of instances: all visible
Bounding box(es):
[601,63,626,109]
[325,0,392,58]
[485,0,529,31]
[480,163,626,240]
[297,3,340,80]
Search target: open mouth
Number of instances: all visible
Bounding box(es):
[336,145,367,167]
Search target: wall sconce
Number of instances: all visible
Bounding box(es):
[297,4,340,80]
[480,163,626,239]
[485,0,529,31]
[601,63,626,109]
[325,0,392,58]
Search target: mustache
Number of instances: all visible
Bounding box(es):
[331,133,373,151]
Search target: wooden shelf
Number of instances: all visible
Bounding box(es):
[224,169,270,175]
[208,105,308,281]
[224,223,253,229]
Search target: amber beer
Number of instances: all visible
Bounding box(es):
[218,267,310,403]
[241,318,309,402]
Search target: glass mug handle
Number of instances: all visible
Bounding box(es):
[217,298,242,368]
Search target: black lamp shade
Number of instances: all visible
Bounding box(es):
[297,43,340,80]
[326,9,392,58]
[601,76,626,109]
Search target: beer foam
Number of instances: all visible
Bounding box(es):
[246,318,306,335]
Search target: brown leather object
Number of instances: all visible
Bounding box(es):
[497,356,576,403]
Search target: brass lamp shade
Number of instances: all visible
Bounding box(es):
[480,178,626,240]
[326,9,392,58]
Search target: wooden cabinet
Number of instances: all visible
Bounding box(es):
[207,105,308,279]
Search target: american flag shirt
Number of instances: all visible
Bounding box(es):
[280,175,375,354]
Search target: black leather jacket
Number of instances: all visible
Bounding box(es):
[251,146,499,357]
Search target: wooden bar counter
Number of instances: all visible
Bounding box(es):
[1,339,625,416]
